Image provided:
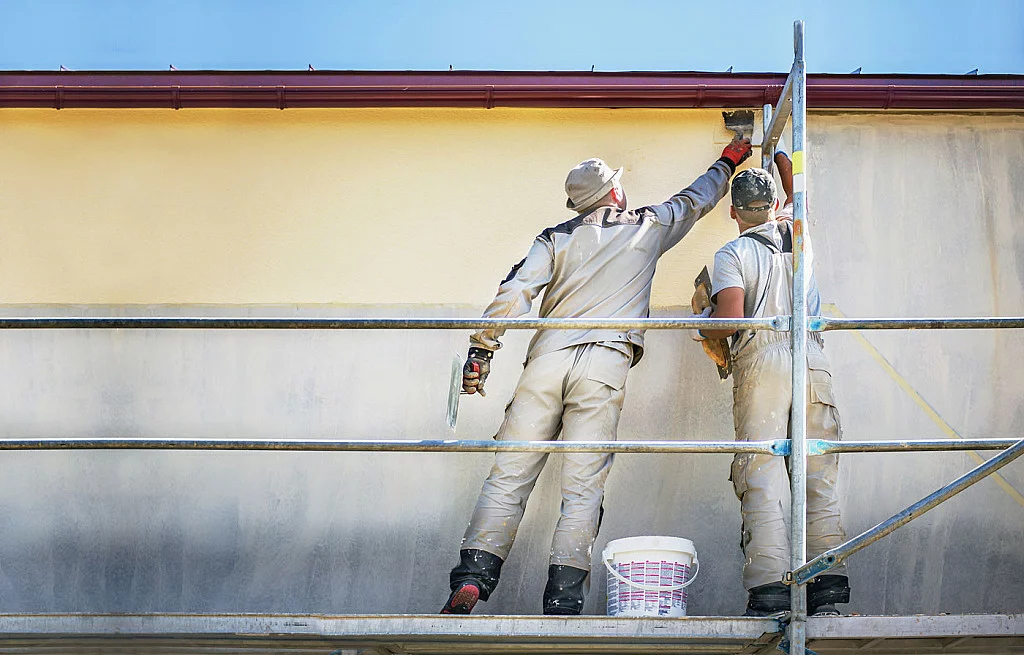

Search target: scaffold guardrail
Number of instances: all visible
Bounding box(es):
[0,436,1017,454]
[2,313,1021,655]
[0,315,1022,330]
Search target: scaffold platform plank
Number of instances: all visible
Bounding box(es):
[0,613,1020,654]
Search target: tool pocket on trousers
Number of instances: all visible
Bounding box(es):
[809,380,836,407]
[807,356,836,407]
[586,346,630,391]
[809,370,843,441]
[730,454,750,501]
[807,352,832,376]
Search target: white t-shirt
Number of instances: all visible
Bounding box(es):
[711,204,822,352]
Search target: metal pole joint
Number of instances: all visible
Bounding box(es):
[805,439,828,456]
[789,554,840,586]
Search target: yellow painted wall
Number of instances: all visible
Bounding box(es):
[0,108,741,306]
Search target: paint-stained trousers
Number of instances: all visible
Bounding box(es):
[461,342,631,570]
[731,339,848,590]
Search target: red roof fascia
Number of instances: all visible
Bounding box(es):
[1,71,1022,110]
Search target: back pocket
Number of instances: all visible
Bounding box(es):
[587,346,630,390]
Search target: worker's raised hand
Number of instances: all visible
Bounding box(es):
[721,137,753,168]
[462,347,493,396]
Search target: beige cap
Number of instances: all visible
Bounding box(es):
[565,158,623,212]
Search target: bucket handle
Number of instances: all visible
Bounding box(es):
[603,556,699,592]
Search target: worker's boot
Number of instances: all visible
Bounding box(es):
[808,575,850,617]
[743,582,790,617]
[542,565,589,615]
[441,549,504,614]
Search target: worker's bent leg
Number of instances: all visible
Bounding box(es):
[459,348,568,562]
[550,344,630,570]
[731,344,792,590]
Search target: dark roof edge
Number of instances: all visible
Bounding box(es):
[2,71,1022,110]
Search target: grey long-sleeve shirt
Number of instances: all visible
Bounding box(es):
[470,159,733,365]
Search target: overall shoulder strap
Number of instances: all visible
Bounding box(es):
[740,224,793,254]
[739,231,781,253]
[780,221,793,253]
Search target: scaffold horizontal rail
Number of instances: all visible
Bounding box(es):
[0,437,786,454]
[0,613,784,654]
[0,316,787,331]
[0,437,1018,455]
[0,612,1018,655]
[813,316,1024,331]
[0,315,1021,332]
[813,437,1022,454]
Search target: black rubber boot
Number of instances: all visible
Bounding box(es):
[743,582,790,617]
[441,549,504,614]
[808,575,850,617]
[543,565,589,615]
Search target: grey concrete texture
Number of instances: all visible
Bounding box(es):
[0,114,1021,618]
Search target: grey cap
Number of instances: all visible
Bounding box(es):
[731,168,777,212]
[565,158,623,212]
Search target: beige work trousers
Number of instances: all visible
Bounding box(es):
[461,342,631,570]
[731,339,848,590]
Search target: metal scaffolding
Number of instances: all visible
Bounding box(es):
[0,19,1022,655]
[758,20,1022,654]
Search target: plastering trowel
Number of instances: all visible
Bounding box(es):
[692,266,732,380]
[722,110,755,141]
[446,353,463,431]
[446,353,487,431]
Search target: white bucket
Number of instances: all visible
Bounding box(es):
[602,536,699,618]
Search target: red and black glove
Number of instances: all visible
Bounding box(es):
[719,137,753,172]
[462,347,493,396]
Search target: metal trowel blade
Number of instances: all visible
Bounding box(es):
[722,110,755,140]
[446,353,462,432]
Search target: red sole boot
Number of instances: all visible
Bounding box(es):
[440,582,481,614]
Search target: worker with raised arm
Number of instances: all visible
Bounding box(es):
[440,137,752,616]
[698,150,850,617]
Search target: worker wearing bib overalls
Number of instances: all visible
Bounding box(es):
[700,161,851,617]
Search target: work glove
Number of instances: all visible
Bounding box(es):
[691,306,713,342]
[462,347,493,396]
[719,137,753,170]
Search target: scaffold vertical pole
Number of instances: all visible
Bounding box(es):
[788,18,809,655]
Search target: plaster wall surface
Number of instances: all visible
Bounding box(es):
[0,109,1020,617]
[0,107,742,307]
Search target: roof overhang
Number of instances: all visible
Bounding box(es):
[1,71,1022,110]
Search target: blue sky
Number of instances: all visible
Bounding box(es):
[1,0,1021,74]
